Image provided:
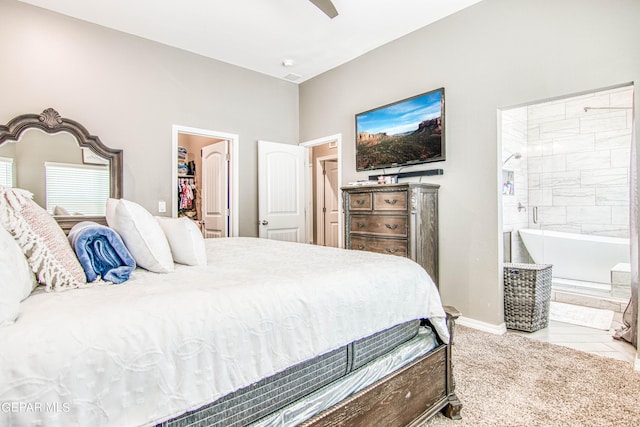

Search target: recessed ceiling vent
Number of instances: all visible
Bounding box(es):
[284,73,302,82]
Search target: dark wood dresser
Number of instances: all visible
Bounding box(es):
[342,183,439,286]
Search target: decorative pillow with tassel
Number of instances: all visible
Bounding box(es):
[0,187,87,292]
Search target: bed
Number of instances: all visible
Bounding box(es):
[0,236,461,426]
[0,109,461,426]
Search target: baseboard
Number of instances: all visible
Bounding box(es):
[457,316,507,335]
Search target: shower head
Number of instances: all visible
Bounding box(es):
[503,152,522,166]
[584,106,632,112]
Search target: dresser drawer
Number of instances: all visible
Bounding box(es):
[350,236,408,257]
[342,183,439,287]
[347,193,372,211]
[373,191,408,211]
[350,215,407,237]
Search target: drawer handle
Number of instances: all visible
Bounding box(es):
[385,248,399,253]
[357,222,365,228]
[356,199,366,205]
[385,223,398,230]
[357,244,366,250]
[384,199,398,205]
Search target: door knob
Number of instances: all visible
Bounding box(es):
[260,220,269,225]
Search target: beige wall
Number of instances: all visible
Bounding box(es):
[299,0,640,326]
[0,0,298,237]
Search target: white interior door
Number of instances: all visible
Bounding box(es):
[323,159,339,247]
[201,141,228,238]
[258,140,306,242]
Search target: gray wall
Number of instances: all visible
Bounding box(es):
[0,0,299,237]
[299,0,640,325]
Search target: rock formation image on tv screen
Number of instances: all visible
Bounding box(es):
[356,88,444,171]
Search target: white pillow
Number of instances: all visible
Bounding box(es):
[0,222,37,326]
[106,198,174,273]
[53,205,70,216]
[155,216,207,266]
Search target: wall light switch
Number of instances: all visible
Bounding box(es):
[158,201,166,213]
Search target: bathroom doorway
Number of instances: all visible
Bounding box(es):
[499,84,634,327]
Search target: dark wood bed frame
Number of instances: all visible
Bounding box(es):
[303,306,461,426]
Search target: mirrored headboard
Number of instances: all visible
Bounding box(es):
[0,108,123,232]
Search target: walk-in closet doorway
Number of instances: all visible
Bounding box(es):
[172,125,239,238]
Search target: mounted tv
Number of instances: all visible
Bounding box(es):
[355,87,445,171]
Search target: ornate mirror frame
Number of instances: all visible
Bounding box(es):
[0,108,123,232]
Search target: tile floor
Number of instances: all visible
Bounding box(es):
[511,313,637,364]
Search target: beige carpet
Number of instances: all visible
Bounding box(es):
[423,326,640,427]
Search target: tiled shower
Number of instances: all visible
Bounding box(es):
[501,85,634,302]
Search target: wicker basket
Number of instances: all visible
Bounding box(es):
[503,263,553,332]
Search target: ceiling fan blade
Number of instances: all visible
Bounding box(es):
[309,0,338,18]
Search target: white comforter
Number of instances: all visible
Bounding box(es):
[0,237,447,427]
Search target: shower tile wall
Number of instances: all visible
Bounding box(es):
[501,107,530,263]
[502,85,633,263]
[527,86,633,238]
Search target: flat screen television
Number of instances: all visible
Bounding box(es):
[355,87,445,171]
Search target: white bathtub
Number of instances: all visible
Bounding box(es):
[518,228,630,285]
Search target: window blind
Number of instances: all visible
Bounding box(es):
[0,157,14,187]
[45,162,110,215]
